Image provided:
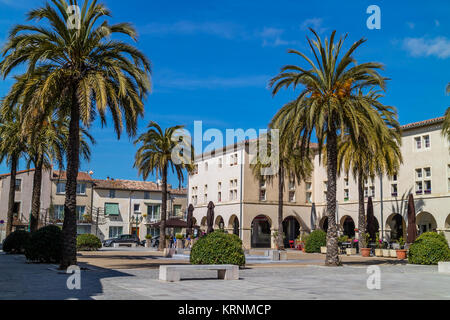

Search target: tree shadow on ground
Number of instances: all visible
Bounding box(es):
[0,253,137,300]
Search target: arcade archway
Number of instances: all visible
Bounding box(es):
[251,215,271,248]
[282,216,300,248]
[340,215,355,238]
[386,213,406,240]
[416,211,437,235]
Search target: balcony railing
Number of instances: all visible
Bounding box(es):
[391,192,398,197]
[424,189,431,194]
[416,190,423,195]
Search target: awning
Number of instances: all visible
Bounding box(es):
[105,203,119,216]
[148,218,198,229]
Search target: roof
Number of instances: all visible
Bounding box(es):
[93,178,187,194]
[52,170,94,182]
[0,168,35,178]
[94,179,160,191]
[400,116,445,130]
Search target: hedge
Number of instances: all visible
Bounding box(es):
[25,225,63,263]
[190,231,245,267]
[408,232,450,265]
[2,230,31,254]
[76,234,102,251]
[305,230,327,253]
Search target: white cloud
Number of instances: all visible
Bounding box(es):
[301,18,327,33]
[257,27,298,47]
[155,74,270,90]
[402,36,450,59]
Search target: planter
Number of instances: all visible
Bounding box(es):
[360,248,371,257]
[346,248,357,255]
[176,240,183,249]
[374,248,383,257]
[145,239,151,248]
[320,246,327,254]
[382,249,390,257]
[396,249,407,260]
[389,249,397,258]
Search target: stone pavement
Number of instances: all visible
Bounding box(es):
[1,251,449,300]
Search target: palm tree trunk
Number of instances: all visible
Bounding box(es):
[158,164,168,251]
[60,91,80,269]
[325,127,341,266]
[357,171,366,248]
[6,155,18,237]
[277,164,285,250]
[30,156,43,232]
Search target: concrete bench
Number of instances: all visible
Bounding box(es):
[159,264,239,282]
[438,262,450,274]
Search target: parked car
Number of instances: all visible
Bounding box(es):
[102,234,141,247]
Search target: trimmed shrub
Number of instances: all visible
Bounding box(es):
[408,232,450,265]
[25,225,62,263]
[305,230,327,253]
[190,231,245,267]
[76,234,102,251]
[3,230,31,254]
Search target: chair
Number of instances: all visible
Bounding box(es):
[289,240,294,249]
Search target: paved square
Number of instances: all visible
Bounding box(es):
[1,251,449,300]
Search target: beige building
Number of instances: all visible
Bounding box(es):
[189,116,450,249]
[0,169,52,241]
[91,178,187,241]
[49,170,96,235]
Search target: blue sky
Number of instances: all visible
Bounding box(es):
[0,0,449,187]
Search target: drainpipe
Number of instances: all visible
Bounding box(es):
[239,147,244,239]
[380,174,384,242]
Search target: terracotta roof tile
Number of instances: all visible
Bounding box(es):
[0,168,35,178]
[401,116,444,130]
[52,170,94,182]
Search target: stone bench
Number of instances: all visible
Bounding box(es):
[438,262,450,274]
[159,264,239,282]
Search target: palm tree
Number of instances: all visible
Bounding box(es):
[270,29,387,266]
[0,109,28,237]
[0,0,151,268]
[134,122,194,251]
[251,131,313,250]
[24,113,94,232]
[337,91,402,248]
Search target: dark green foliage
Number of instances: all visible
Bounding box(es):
[305,230,327,253]
[408,232,450,265]
[190,231,245,267]
[25,225,63,263]
[2,230,31,254]
[76,234,102,251]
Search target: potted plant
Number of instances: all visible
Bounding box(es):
[374,233,383,257]
[271,231,285,250]
[396,237,407,259]
[145,234,152,247]
[346,237,357,255]
[382,244,391,258]
[360,233,371,257]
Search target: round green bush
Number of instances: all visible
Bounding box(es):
[3,230,31,254]
[408,232,450,265]
[190,231,245,267]
[305,230,327,253]
[76,234,102,251]
[25,225,63,263]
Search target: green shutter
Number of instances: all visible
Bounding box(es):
[105,203,119,216]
